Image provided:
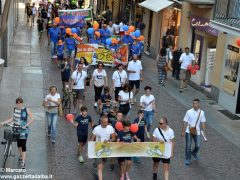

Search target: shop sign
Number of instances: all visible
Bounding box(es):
[190,15,219,36]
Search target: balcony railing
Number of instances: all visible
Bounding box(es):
[213,0,240,29]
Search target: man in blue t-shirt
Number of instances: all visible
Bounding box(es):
[121,32,134,45]
[65,34,76,60]
[100,24,111,44]
[48,23,60,58]
[131,40,141,57]
[70,106,94,163]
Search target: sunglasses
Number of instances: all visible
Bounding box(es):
[159,122,165,125]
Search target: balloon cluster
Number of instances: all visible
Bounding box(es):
[115,122,139,133]
[87,22,101,38]
[187,64,199,75]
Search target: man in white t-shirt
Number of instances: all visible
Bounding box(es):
[179,47,195,92]
[181,99,206,165]
[90,115,116,180]
[112,64,128,101]
[113,22,120,35]
[127,54,143,101]
[71,63,87,113]
[140,86,156,132]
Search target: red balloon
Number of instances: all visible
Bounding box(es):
[187,65,193,71]
[191,69,197,75]
[237,39,240,46]
[115,121,123,131]
[194,64,199,70]
[130,123,139,133]
[66,114,74,121]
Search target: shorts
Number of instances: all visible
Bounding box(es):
[129,80,140,89]
[118,157,132,163]
[73,89,84,99]
[17,139,27,152]
[67,49,75,58]
[180,69,191,80]
[77,135,88,144]
[57,54,64,61]
[152,157,170,164]
[62,77,70,82]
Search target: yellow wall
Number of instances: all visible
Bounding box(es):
[212,32,227,88]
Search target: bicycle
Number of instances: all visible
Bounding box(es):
[1,123,22,169]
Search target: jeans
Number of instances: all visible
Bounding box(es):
[46,112,58,140]
[144,110,154,132]
[185,133,200,161]
[50,41,57,56]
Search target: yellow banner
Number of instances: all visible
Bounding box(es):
[88,142,172,159]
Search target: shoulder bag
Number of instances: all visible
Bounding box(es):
[189,110,201,136]
[158,128,167,142]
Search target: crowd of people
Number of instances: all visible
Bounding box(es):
[0,1,207,179]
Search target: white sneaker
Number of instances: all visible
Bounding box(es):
[78,156,84,163]
[94,102,97,108]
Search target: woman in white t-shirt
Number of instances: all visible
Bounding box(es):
[31,3,37,26]
[90,62,108,108]
[140,86,156,132]
[152,117,175,180]
[118,83,133,119]
[43,86,61,144]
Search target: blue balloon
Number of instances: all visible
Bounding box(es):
[134,30,141,38]
[87,28,94,35]
[71,28,77,34]
[106,38,112,45]
[123,25,129,31]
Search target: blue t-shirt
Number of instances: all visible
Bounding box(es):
[109,44,119,51]
[138,41,144,53]
[48,27,60,43]
[121,35,133,45]
[75,115,92,136]
[131,43,141,56]
[118,130,133,143]
[133,118,146,138]
[100,94,111,103]
[89,38,100,44]
[100,29,111,44]
[65,37,76,50]
[57,44,64,54]
[60,27,66,40]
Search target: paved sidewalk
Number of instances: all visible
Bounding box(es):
[0,3,48,176]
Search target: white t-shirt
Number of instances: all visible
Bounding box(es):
[92,69,107,87]
[119,22,124,32]
[107,25,114,35]
[127,60,143,81]
[45,93,60,107]
[93,125,115,142]
[180,53,195,70]
[32,7,37,15]
[183,108,206,135]
[118,90,133,104]
[152,127,175,143]
[113,23,120,34]
[112,70,128,87]
[140,94,155,111]
[71,70,87,89]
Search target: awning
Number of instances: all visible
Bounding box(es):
[139,0,174,13]
[184,0,215,5]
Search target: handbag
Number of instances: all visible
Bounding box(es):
[189,110,201,136]
[58,99,63,117]
[164,63,169,72]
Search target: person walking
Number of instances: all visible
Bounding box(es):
[0,97,34,169]
[90,115,116,180]
[118,83,133,119]
[179,47,195,92]
[69,106,94,163]
[181,98,206,165]
[152,117,175,180]
[112,64,127,101]
[60,57,71,90]
[172,47,182,80]
[43,86,61,144]
[140,86,156,133]
[31,3,37,27]
[157,47,168,86]
[127,54,143,102]
[70,63,87,114]
[117,120,140,180]
[90,62,108,108]
[48,22,61,59]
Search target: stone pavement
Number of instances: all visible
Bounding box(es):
[1,2,240,180]
[0,3,48,177]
